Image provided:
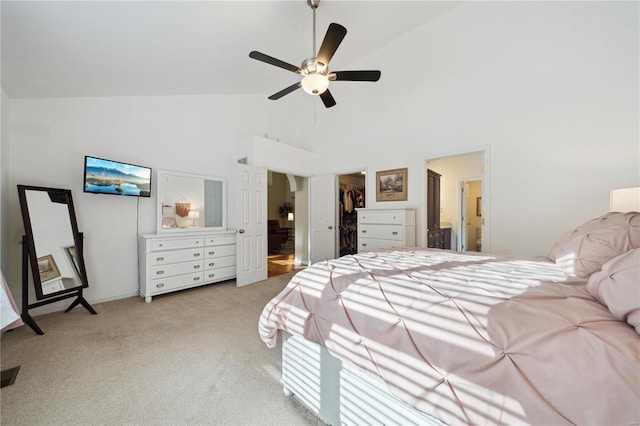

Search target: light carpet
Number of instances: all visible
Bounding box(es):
[0,272,325,426]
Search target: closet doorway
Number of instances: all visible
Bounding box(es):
[338,172,366,257]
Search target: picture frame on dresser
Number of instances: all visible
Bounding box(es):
[376,168,408,202]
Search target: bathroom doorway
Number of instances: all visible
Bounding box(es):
[425,149,489,252]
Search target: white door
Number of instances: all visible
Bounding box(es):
[459,182,468,251]
[459,179,482,252]
[236,164,268,286]
[310,174,336,264]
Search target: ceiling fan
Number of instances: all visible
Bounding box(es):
[249,0,381,108]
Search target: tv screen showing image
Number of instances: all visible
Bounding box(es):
[83,156,152,197]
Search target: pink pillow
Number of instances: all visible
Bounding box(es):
[550,212,640,277]
[586,248,640,334]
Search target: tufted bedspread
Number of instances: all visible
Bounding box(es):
[259,248,640,425]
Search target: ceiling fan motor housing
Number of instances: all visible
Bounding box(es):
[300,58,327,76]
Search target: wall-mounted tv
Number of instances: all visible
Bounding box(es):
[83,156,152,197]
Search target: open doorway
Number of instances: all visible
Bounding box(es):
[267,171,307,277]
[338,172,365,256]
[425,150,489,252]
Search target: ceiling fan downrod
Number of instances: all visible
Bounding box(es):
[308,0,320,59]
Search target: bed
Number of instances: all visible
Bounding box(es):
[259,210,640,425]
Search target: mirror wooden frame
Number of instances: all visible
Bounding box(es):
[17,185,96,334]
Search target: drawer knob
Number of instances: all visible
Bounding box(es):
[156,257,164,261]
[209,273,215,278]
[156,271,164,275]
[392,231,398,235]
[362,243,367,247]
[158,243,163,247]
[194,265,200,269]
[194,253,201,257]
[156,283,164,288]
[209,251,215,255]
[209,262,215,267]
[193,276,200,281]
[362,230,367,233]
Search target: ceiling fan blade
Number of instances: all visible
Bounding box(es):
[316,23,347,67]
[332,70,381,82]
[319,90,337,108]
[268,82,302,100]
[249,51,300,73]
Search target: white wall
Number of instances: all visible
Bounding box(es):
[308,1,639,256]
[5,95,302,313]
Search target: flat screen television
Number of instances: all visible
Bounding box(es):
[83,156,152,197]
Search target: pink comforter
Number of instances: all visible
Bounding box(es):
[259,248,640,425]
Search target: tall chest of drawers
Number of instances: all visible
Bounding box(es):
[355,208,416,253]
[139,230,236,302]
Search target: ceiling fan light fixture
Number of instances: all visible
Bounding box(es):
[301,73,329,95]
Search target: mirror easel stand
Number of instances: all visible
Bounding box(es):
[21,233,97,335]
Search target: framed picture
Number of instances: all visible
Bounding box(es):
[376,168,408,202]
[476,197,482,217]
[37,254,61,283]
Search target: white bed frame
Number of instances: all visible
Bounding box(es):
[281,332,445,426]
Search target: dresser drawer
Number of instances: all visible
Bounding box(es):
[203,266,235,282]
[205,234,236,246]
[149,248,203,266]
[205,244,236,259]
[204,255,236,271]
[359,224,404,241]
[151,272,204,293]
[151,237,204,251]
[151,260,203,278]
[359,238,403,252]
[357,210,413,225]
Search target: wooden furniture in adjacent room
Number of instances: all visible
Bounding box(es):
[268,220,289,252]
[139,231,236,303]
[427,227,451,249]
[355,208,416,253]
[426,169,451,249]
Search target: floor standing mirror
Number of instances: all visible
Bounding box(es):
[17,185,97,335]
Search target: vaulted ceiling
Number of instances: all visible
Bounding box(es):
[1,1,460,99]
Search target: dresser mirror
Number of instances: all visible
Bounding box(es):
[17,185,89,300]
[156,170,227,233]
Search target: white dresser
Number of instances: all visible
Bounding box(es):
[139,230,236,302]
[356,208,416,253]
